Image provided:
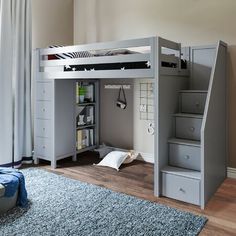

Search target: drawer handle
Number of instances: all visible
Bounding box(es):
[42,145,46,149]
[43,128,46,131]
[42,108,46,112]
[179,188,186,193]
[184,155,190,160]
[189,127,195,132]
[195,102,200,107]
[43,90,46,94]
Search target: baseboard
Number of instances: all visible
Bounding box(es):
[137,152,154,163]
[227,167,236,179]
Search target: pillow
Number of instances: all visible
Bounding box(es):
[96,151,129,171]
[94,145,113,158]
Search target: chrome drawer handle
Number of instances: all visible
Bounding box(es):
[189,127,195,132]
[179,188,185,193]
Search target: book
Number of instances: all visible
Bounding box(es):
[76,130,82,150]
[76,82,79,103]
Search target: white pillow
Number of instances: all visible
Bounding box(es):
[96,151,128,171]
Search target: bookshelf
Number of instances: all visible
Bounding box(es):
[75,81,99,154]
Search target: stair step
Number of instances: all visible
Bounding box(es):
[168,138,200,147]
[180,90,208,93]
[161,166,201,180]
[173,113,203,119]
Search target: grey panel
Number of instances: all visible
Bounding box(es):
[157,75,188,196]
[54,80,75,158]
[162,172,200,205]
[99,79,134,149]
[175,117,202,141]
[191,46,216,90]
[201,42,227,208]
[181,93,207,114]
[169,143,201,171]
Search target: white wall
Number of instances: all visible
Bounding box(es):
[32,0,74,49]
[74,0,236,167]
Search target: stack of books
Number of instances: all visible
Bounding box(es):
[76,128,94,150]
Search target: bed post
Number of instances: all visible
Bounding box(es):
[153,37,160,197]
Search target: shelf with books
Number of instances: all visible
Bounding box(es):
[76,124,95,130]
[75,80,99,157]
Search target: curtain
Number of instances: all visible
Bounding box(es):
[0,0,32,167]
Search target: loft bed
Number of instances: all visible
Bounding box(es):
[36,37,190,79]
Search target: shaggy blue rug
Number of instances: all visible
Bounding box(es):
[0,168,207,236]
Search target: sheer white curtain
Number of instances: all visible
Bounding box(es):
[0,0,32,167]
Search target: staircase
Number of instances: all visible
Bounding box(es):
[161,90,207,205]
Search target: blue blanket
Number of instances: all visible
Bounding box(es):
[0,168,28,207]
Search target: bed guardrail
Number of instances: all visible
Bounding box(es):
[36,36,189,80]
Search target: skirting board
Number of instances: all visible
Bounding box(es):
[227,167,236,179]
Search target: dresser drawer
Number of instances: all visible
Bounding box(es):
[162,173,200,205]
[169,143,201,171]
[35,101,52,120]
[34,137,52,160]
[35,82,53,101]
[34,119,52,138]
[175,116,202,141]
[181,93,207,114]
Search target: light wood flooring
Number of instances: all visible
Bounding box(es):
[33,152,236,236]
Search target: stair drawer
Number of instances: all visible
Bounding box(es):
[35,101,52,120]
[35,82,53,101]
[34,119,52,138]
[181,93,207,114]
[169,143,201,171]
[175,117,202,141]
[34,137,52,160]
[162,173,200,205]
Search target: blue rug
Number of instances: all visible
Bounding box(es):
[0,168,207,236]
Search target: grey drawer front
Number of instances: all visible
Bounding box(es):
[35,82,53,101]
[162,173,200,205]
[181,93,207,114]
[35,119,52,138]
[175,117,202,141]
[35,101,52,120]
[34,137,52,160]
[169,143,201,171]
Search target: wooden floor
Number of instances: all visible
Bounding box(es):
[35,152,236,236]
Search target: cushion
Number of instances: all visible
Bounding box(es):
[94,145,113,158]
[96,151,129,171]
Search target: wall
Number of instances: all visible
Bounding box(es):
[74,0,236,167]
[32,0,74,49]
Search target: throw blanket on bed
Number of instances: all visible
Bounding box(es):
[0,168,28,207]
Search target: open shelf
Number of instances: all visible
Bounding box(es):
[76,145,97,154]
[77,124,95,130]
[76,102,96,106]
